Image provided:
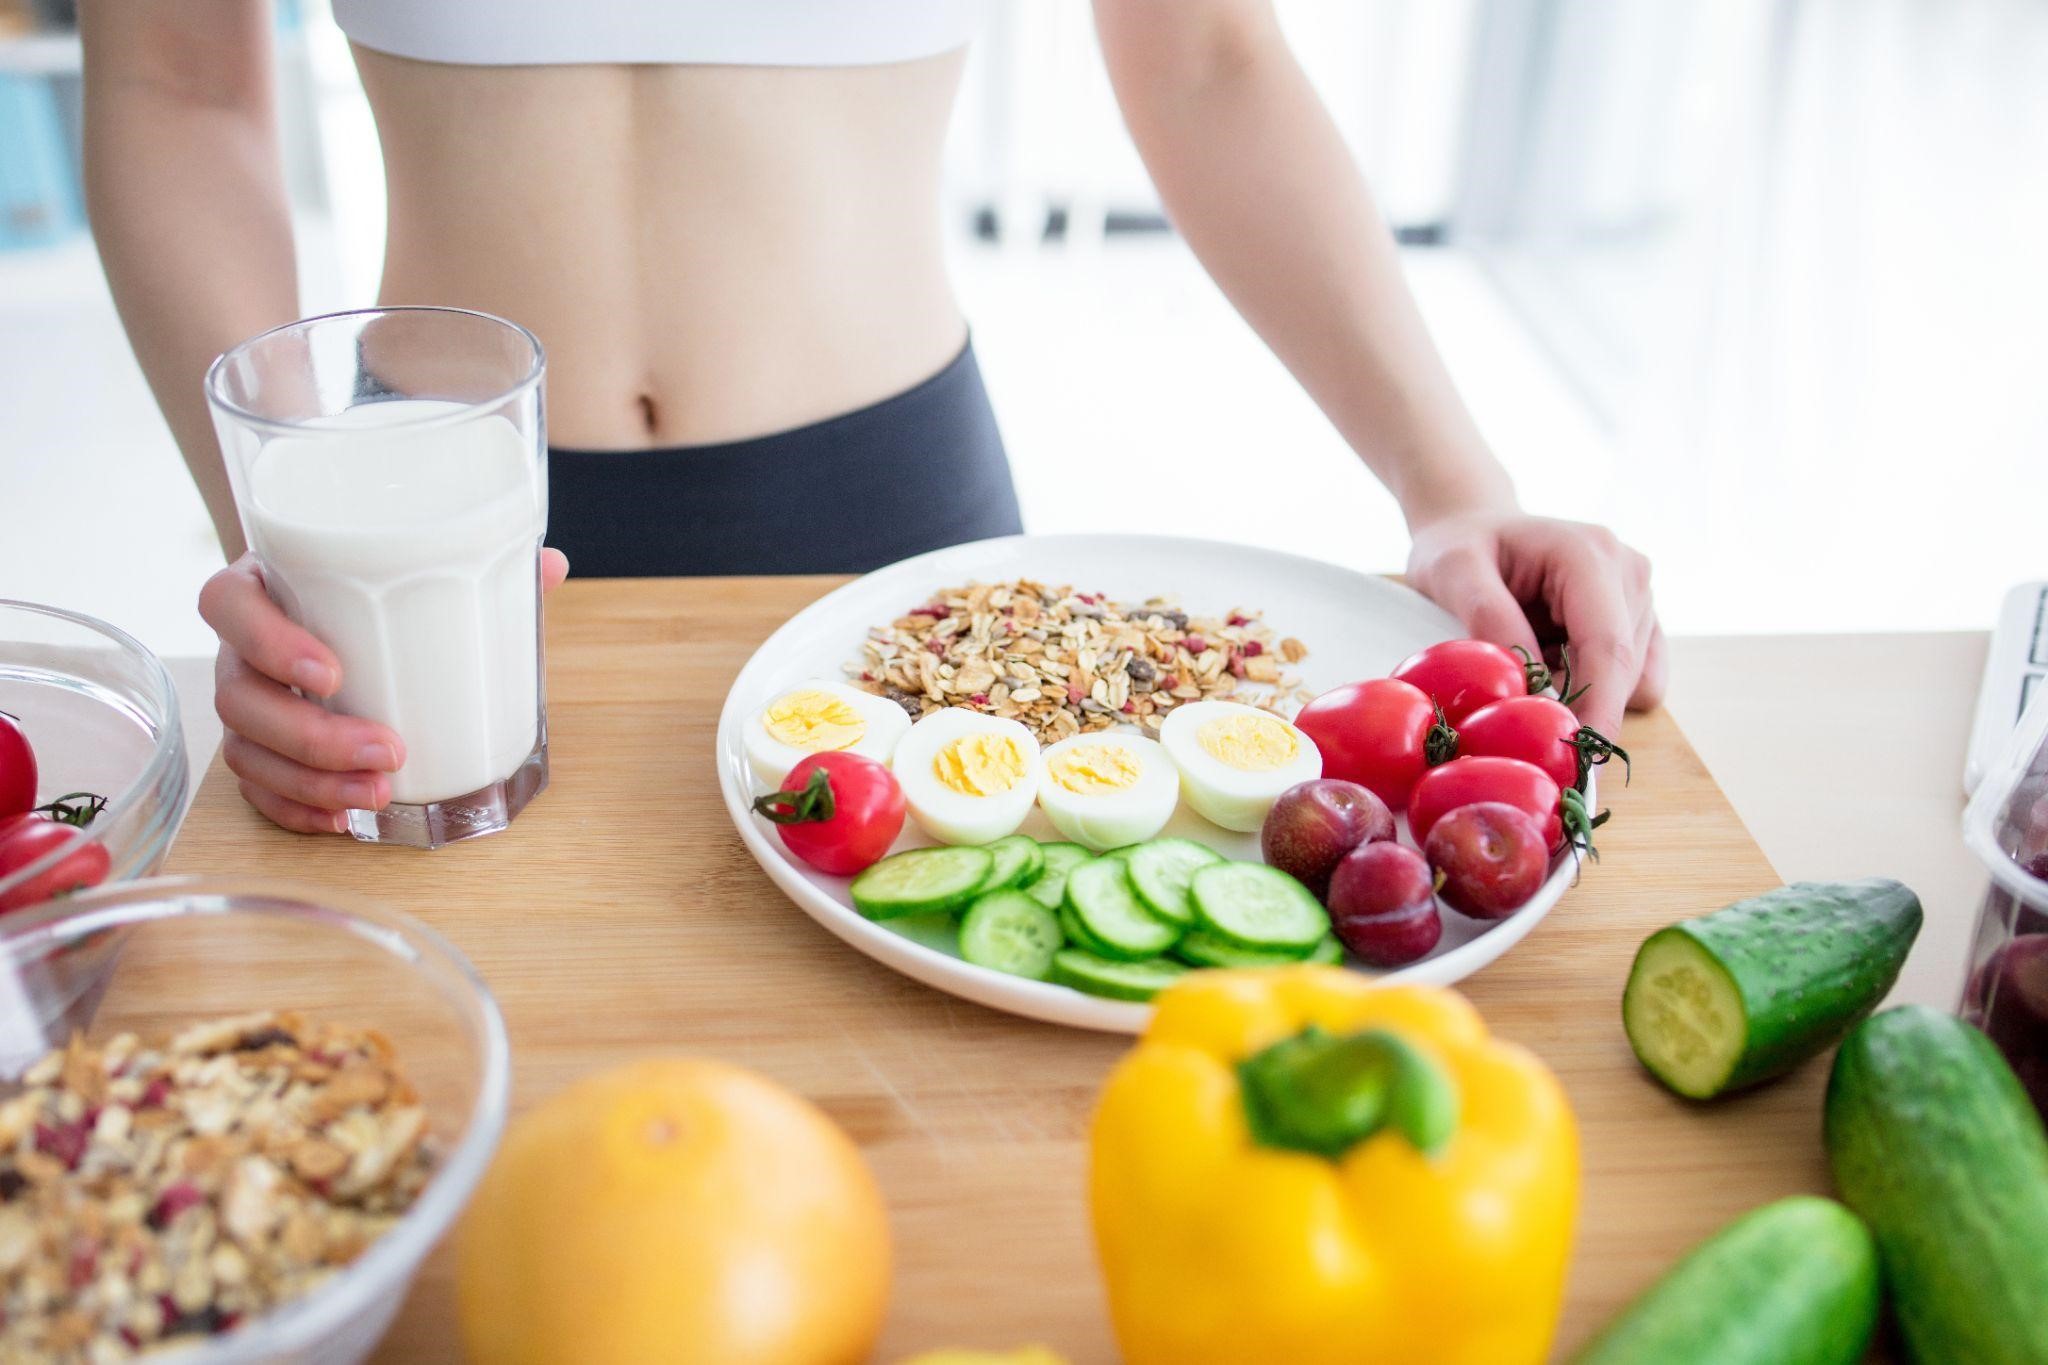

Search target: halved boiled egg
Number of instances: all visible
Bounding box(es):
[745,679,911,787]
[1159,699,1322,832]
[893,708,1044,845]
[1036,732,1179,851]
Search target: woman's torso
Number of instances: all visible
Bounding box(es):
[352,45,970,450]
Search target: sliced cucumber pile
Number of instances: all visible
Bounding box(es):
[848,834,1343,1002]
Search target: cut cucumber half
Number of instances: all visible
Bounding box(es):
[1188,861,1329,952]
[1024,842,1094,911]
[959,889,1063,981]
[1174,929,1339,970]
[978,835,1045,895]
[1050,948,1189,1002]
[1124,838,1224,928]
[1623,880,1922,1100]
[1064,858,1180,960]
[850,846,995,920]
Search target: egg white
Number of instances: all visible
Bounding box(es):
[744,679,912,788]
[893,708,1044,846]
[1036,733,1179,851]
[1158,699,1322,832]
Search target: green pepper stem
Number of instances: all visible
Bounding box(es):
[1238,1026,1459,1159]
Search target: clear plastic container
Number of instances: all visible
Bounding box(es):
[0,878,509,1363]
[1960,691,2048,1118]
[0,599,189,909]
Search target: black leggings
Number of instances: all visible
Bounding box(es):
[545,340,1022,576]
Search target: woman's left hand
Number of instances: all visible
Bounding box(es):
[1405,509,1666,737]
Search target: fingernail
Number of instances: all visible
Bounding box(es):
[327,812,349,834]
[342,780,382,809]
[293,659,336,695]
[355,743,399,771]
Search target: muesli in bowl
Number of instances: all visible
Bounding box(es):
[0,878,507,1365]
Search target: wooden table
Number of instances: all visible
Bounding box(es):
[163,581,1985,1362]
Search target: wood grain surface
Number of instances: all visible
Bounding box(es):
[163,577,1843,1363]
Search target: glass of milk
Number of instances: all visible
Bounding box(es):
[206,307,549,848]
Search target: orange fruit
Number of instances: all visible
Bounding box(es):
[457,1058,890,1364]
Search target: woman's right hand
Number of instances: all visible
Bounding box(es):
[199,551,569,834]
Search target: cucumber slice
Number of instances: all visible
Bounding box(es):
[1064,858,1180,961]
[1050,948,1189,1002]
[958,889,1063,981]
[978,835,1045,894]
[1174,929,1338,970]
[1188,862,1329,952]
[850,846,995,920]
[1124,838,1224,928]
[1024,843,1093,911]
[1623,879,1923,1099]
[1059,901,1118,958]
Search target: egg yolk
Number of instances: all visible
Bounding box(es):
[762,690,866,753]
[1197,713,1300,771]
[1047,744,1143,796]
[933,733,1031,796]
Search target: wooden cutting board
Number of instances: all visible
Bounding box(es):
[165,576,1833,1363]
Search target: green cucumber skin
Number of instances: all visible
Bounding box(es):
[1570,1197,1877,1365]
[1637,878,1922,1095]
[1824,1006,2048,1365]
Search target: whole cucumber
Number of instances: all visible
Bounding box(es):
[1570,1196,1878,1365]
[1623,878,1921,1098]
[1824,1005,2048,1365]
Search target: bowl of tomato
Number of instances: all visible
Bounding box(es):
[0,599,189,915]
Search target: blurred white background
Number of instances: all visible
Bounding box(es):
[2,0,2045,658]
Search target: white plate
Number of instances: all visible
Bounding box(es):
[717,533,1584,1033]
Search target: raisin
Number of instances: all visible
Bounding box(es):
[234,1026,298,1052]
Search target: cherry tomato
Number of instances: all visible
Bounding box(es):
[1390,639,1532,725]
[1407,756,1563,849]
[0,712,35,819]
[0,815,112,913]
[1459,695,1629,793]
[1294,678,1454,811]
[751,751,905,877]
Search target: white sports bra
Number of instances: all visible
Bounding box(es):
[332,0,991,68]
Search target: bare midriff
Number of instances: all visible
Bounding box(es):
[353,45,970,450]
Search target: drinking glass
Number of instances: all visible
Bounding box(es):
[206,307,549,848]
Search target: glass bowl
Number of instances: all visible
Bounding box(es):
[0,600,189,910]
[0,878,509,1364]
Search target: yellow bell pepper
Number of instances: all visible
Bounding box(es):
[1089,967,1578,1365]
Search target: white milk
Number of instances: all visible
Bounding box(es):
[242,400,543,805]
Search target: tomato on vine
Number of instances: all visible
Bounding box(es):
[1294,678,1457,811]
[1389,639,1551,725]
[752,751,906,876]
[1458,695,1628,793]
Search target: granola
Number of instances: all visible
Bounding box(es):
[0,1012,436,1363]
[849,579,1311,745]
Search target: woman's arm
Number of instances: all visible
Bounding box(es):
[1093,0,1664,733]
[82,0,412,833]
[81,0,298,560]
